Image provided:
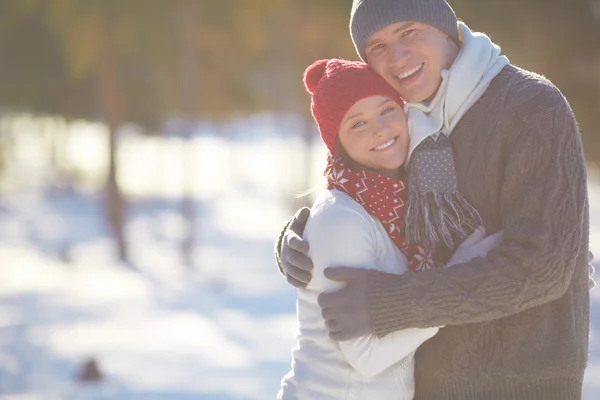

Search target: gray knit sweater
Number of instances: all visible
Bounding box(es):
[276,64,590,399]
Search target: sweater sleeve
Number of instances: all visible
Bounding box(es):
[368,93,588,337]
[306,198,438,377]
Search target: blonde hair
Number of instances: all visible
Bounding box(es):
[297,138,353,198]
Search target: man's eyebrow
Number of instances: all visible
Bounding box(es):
[365,22,418,49]
[392,22,416,35]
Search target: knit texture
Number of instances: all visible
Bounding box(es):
[303,58,403,154]
[367,64,590,399]
[350,0,459,61]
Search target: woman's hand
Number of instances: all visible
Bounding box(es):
[447,227,503,267]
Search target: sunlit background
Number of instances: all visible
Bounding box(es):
[0,1,599,399]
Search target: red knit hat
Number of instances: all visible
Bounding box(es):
[303,58,404,154]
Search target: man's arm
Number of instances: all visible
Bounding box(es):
[367,95,587,336]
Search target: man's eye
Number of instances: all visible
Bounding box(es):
[369,43,385,53]
[382,107,396,115]
[401,29,415,38]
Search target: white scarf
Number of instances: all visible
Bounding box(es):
[405,23,509,163]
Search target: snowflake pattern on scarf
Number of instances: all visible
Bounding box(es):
[325,156,436,272]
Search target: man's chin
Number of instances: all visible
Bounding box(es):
[392,79,424,102]
[402,88,436,104]
[394,84,423,103]
[399,91,423,104]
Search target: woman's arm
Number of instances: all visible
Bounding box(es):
[306,197,438,378]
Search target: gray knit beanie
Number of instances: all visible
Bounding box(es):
[351,0,459,61]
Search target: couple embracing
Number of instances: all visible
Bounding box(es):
[276,0,591,399]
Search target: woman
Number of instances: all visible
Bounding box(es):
[278,58,500,399]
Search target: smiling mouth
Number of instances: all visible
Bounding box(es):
[372,137,397,151]
[397,63,424,80]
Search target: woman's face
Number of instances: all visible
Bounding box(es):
[338,95,409,177]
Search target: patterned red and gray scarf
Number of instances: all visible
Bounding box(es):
[325,156,436,272]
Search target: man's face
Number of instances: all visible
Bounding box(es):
[365,21,459,103]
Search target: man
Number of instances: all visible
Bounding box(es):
[276,0,591,399]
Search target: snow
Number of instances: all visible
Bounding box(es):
[0,131,599,399]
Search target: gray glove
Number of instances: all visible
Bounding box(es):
[280,208,314,288]
[317,227,504,342]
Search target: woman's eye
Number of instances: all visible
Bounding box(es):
[352,121,366,129]
[382,107,396,115]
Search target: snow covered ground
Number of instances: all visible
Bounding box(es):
[0,132,599,399]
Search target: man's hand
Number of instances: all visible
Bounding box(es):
[282,208,314,288]
[318,267,373,341]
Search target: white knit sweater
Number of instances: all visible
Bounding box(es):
[278,189,438,399]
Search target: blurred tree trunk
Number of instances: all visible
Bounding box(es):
[176,0,200,268]
[0,133,6,187]
[265,0,312,210]
[0,114,7,184]
[95,10,128,263]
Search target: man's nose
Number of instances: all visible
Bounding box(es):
[388,42,410,66]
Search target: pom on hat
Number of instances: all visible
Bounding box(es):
[302,58,403,154]
[303,59,329,95]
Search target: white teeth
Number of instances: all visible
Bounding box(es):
[397,63,423,79]
[374,138,395,151]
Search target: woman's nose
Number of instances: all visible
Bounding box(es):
[374,118,389,136]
